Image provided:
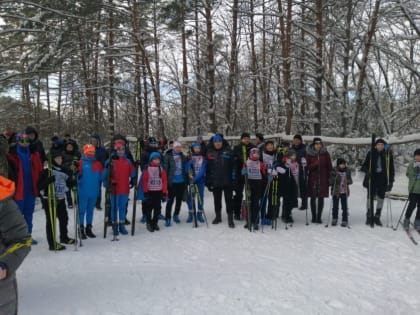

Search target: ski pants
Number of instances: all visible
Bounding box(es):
[78,194,97,226]
[406,193,420,220]
[332,194,348,221]
[310,197,324,220]
[187,183,205,212]
[42,198,69,247]
[143,191,162,224]
[16,195,36,234]
[249,179,263,224]
[110,194,129,223]
[165,183,186,219]
[213,186,233,219]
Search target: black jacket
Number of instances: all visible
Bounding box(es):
[206,143,237,189]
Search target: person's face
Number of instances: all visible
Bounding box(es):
[54,156,63,165]
[66,144,74,151]
[241,137,250,145]
[339,163,346,170]
[265,143,274,152]
[193,147,201,154]
[214,141,223,149]
[174,145,182,153]
[151,158,160,165]
[27,133,35,140]
[314,142,322,151]
[415,155,420,163]
[91,138,98,146]
[376,143,384,152]
[293,138,301,146]
[290,154,296,161]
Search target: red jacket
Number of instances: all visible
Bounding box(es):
[142,165,168,195]
[306,145,332,198]
[110,157,135,195]
[8,151,42,201]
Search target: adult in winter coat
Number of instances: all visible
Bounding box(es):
[361,138,395,226]
[306,137,332,224]
[7,132,43,243]
[0,175,31,315]
[163,141,188,226]
[62,139,81,209]
[403,149,420,230]
[25,126,47,164]
[206,133,237,228]
[291,134,308,210]
[232,132,255,220]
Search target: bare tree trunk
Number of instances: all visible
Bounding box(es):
[143,51,149,135]
[225,0,239,135]
[93,21,100,133]
[351,0,381,132]
[250,0,258,132]
[46,75,51,118]
[181,0,189,137]
[194,0,202,132]
[205,0,216,133]
[57,67,62,125]
[108,0,115,138]
[313,0,323,135]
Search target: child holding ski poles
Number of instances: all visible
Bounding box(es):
[329,158,353,227]
[242,148,266,230]
[139,152,168,232]
[403,149,420,231]
[281,150,300,224]
[39,151,75,251]
[103,142,136,237]
[185,142,207,224]
[77,144,103,239]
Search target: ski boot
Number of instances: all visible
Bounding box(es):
[197,212,205,223]
[146,223,154,232]
[403,218,410,231]
[119,223,128,235]
[165,218,171,227]
[80,226,87,240]
[332,218,338,226]
[186,213,193,223]
[153,222,160,231]
[49,243,66,251]
[341,221,348,227]
[86,224,96,238]
[173,215,181,224]
[212,216,222,224]
[60,237,75,245]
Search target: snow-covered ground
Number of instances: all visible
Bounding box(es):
[18,172,420,315]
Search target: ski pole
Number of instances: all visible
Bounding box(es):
[193,184,208,228]
[393,183,415,231]
[325,173,338,228]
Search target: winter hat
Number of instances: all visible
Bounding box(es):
[113,134,127,145]
[250,148,260,160]
[293,134,303,142]
[414,149,420,157]
[83,144,96,157]
[149,152,161,162]
[24,126,37,137]
[241,132,251,139]
[375,138,386,145]
[265,140,274,146]
[312,137,322,145]
[337,158,346,166]
[50,149,63,161]
[173,141,182,148]
[148,137,158,145]
[256,133,264,141]
[213,133,223,143]
[191,142,201,150]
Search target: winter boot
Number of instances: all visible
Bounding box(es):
[153,221,160,231]
[212,213,222,224]
[85,224,96,238]
[286,216,294,224]
[186,212,193,223]
[311,208,317,223]
[253,223,259,231]
[403,218,410,231]
[60,237,75,245]
[365,213,373,225]
[119,223,128,235]
[341,221,348,227]
[374,209,383,226]
[173,215,181,224]
[332,218,338,226]
[316,210,323,224]
[80,226,87,240]
[197,212,205,223]
[414,219,420,231]
[165,218,171,227]
[228,212,235,228]
[140,215,147,224]
[146,222,154,232]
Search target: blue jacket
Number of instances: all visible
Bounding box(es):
[185,154,206,185]
[77,156,103,198]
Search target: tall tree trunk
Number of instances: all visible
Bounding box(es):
[250,0,258,132]
[205,0,216,132]
[225,0,239,135]
[181,0,189,137]
[57,67,62,125]
[313,0,323,135]
[46,75,51,118]
[351,0,381,133]
[108,0,115,138]
[143,51,149,135]
[194,0,202,133]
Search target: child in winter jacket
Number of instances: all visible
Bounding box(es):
[403,149,420,231]
[77,144,103,239]
[103,142,136,236]
[39,151,75,250]
[139,152,168,232]
[242,147,266,230]
[329,158,353,227]
[281,149,301,224]
[185,142,207,224]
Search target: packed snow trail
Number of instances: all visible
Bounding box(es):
[18,176,420,315]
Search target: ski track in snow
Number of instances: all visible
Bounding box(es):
[18,176,420,315]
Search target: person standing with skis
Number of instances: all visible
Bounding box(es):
[281,150,301,224]
[361,138,395,226]
[206,133,237,228]
[232,132,255,221]
[329,158,353,227]
[185,143,207,223]
[306,137,332,224]
[403,149,420,230]
[291,134,308,210]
